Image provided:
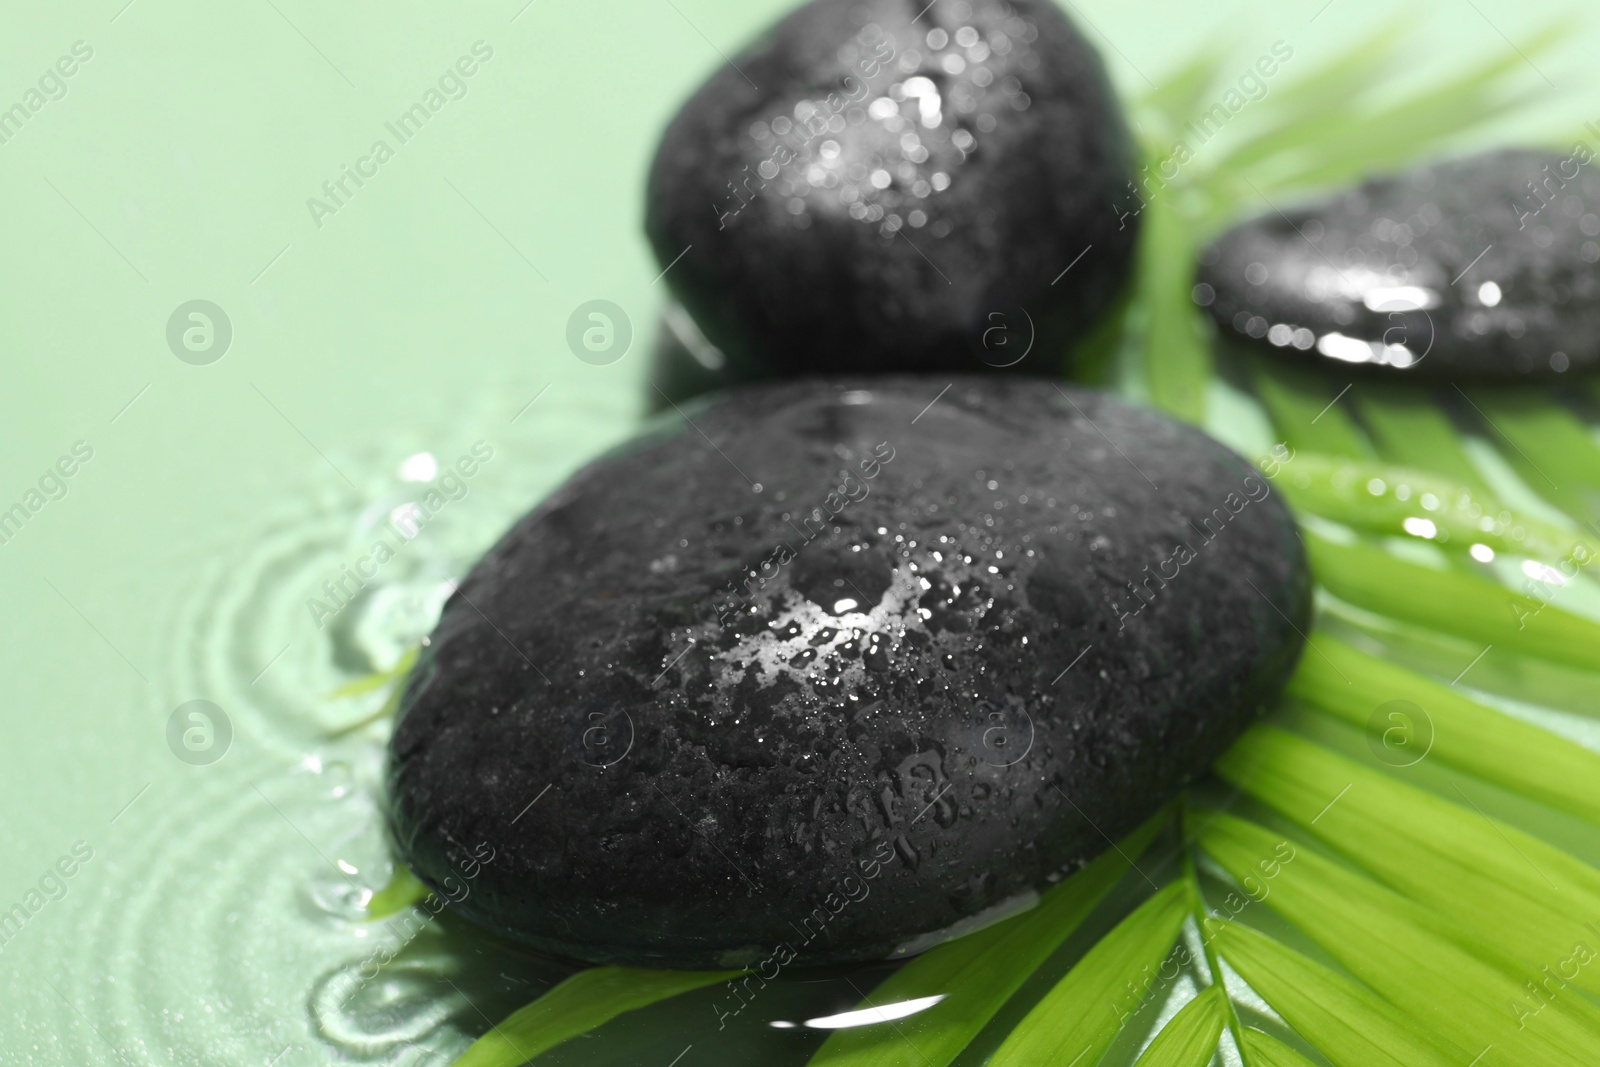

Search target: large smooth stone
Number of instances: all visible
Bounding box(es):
[1194,148,1600,380]
[386,378,1309,969]
[644,0,1139,379]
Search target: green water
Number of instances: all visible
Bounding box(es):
[3,1,1599,1064]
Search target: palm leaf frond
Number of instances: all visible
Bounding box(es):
[986,881,1190,1067]
[1130,985,1228,1067]
[805,811,1167,1067]
[450,967,737,1067]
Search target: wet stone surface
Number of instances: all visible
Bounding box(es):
[1195,148,1600,380]
[387,378,1310,969]
[645,0,1140,381]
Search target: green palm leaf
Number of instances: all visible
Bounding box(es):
[805,812,1168,1067]
[1250,360,1376,458]
[1130,985,1227,1067]
[1287,633,1600,822]
[1205,20,1410,174]
[450,967,737,1067]
[1210,921,1464,1067]
[1271,452,1594,563]
[1137,44,1231,135]
[1462,389,1600,525]
[1217,726,1600,918]
[987,881,1191,1067]
[1233,25,1566,193]
[365,865,430,920]
[1200,812,1600,1065]
[1306,532,1600,672]
[1238,1027,1322,1067]
[1216,726,1600,998]
[1138,192,1213,423]
[1354,390,1495,498]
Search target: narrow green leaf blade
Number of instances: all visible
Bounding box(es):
[1217,726,1600,929]
[451,967,736,1067]
[1212,921,1463,1067]
[364,865,429,920]
[1251,360,1374,458]
[1354,389,1494,499]
[1239,1028,1321,1067]
[1200,813,1600,1065]
[1463,388,1600,526]
[1269,452,1593,563]
[1138,44,1230,133]
[988,881,1189,1067]
[1242,24,1564,193]
[1131,985,1227,1067]
[1288,633,1600,823]
[1261,82,1544,194]
[328,646,420,736]
[1306,532,1600,672]
[1216,726,1600,998]
[1139,193,1212,424]
[806,812,1169,1067]
[328,646,419,698]
[1211,21,1407,173]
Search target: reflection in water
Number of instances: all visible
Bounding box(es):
[769,992,946,1030]
[312,957,468,1058]
[45,377,642,1064]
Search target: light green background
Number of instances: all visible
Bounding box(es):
[1,1,1595,1063]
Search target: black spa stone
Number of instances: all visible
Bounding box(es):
[643,0,1140,381]
[386,378,1309,969]
[1195,148,1600,380]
